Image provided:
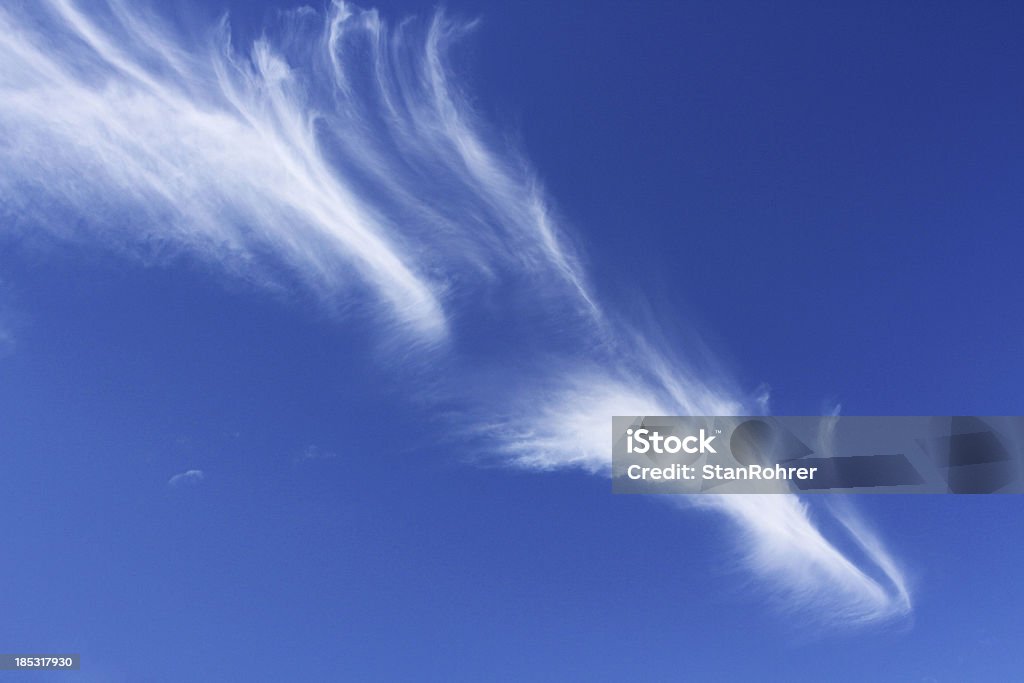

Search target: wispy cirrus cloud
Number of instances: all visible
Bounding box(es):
[492,370,911,625]
[168,469,205,487]
[0,0,910,626]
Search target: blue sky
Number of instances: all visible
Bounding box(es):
[1,1,1022,680]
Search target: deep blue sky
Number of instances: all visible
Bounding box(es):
[2,1,1023,680]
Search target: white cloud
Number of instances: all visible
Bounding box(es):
[0,0,911,627]
[491,369,911,625]
[690,495,911,626]
[167,469,205,487]
[0,0,596,341]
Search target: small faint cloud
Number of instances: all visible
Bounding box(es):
[295,445,337,463]
[0,325,13,357]
[754,383,772,415]
[0,280,18,357]
[168,469,205,487]
[821,398,843,417]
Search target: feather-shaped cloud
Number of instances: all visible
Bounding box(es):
[0,0,910,626]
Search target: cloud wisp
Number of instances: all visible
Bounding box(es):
[0,0,910,627]
[168,469,205,487]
